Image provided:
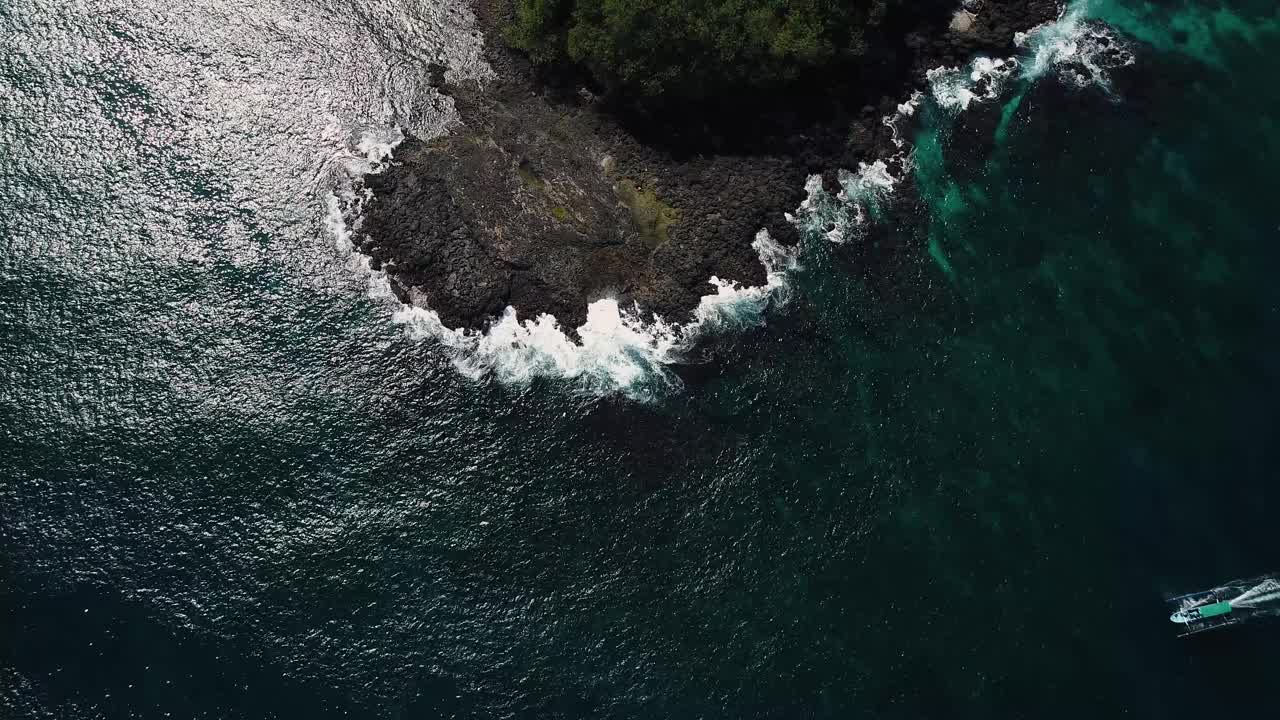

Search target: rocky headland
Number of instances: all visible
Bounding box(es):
[358,0,1060,331]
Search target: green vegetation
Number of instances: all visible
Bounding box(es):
[506,0,894,101]
[517,159,546,189]
[615,178,679,248]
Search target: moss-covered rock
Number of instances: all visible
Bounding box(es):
[615,178,678,249]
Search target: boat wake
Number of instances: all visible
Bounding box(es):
[1168,575,1280,636]
[1229,578,1280,608]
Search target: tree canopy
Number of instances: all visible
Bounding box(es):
[506,0,894,102]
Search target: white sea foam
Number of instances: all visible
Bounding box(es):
[926,56,1018,113]
[1015,1,1134,91]
[394,300,682,396]
[840,161,900,226]
[922,0,1134,117]
[326,126,404,253]
[789,96,920,244]
[383,230,798,400]
[788,159,912,245]
[884,90,923,150]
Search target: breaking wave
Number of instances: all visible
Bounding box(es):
[390,230,798,401]
[784,91,924,245]
[927,57,1018,113]
[1015,1,1135,91]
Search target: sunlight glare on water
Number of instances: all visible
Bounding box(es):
[4,0,1280,717]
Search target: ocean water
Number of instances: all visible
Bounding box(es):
[3,0,1279,717]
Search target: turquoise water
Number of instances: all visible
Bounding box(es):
[4,0,1279,717]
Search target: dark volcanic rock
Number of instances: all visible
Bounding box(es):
[359,0,1061,332]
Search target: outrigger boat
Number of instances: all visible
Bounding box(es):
[1167,574,1280,637]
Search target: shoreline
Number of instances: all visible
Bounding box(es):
[357,0,1061,332]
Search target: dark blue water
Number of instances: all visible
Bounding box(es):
[4,0,1279,717]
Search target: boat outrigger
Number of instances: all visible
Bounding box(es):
[1167,574,1280,637]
